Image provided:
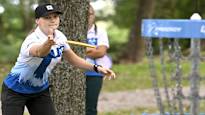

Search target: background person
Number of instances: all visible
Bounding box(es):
[85,5,112,115]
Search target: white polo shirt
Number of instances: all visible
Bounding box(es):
[4,27,70,94]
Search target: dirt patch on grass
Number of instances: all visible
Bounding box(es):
[98,87,205,112]
[98,89,157,112]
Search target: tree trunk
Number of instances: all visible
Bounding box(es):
[48,0,89,115]
[19,0,33,32]
[201,40,205,50]
[119,0,155,63]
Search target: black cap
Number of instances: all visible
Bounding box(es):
[35,3,62,19]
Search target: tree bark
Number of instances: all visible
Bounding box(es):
[48,0,89,115]
[119,0,155,63]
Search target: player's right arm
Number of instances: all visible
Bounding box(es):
[29,30,55,57]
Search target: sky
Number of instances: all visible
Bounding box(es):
[0,4,4,14]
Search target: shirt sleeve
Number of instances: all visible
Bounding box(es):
[20,35,41,57]
[97,29,109,48]
[55,30,70,51]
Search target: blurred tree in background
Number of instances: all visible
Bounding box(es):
[115,0,155,63]
[1,0,205,63]
[110,0,205,63]
[0,0,36,63]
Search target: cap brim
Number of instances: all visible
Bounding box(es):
[41,11,63,17]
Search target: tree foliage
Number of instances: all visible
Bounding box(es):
[112,0,205,28]
[0,0,36,63]
[111,0,138,29]
[110,0,205,62]
[1,0,205,63]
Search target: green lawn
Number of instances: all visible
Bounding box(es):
[102,61,152,92]
[102,57,205,92]
[4,57,205,93]
[2,57,205,114]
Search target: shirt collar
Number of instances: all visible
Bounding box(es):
[34,27,48,40]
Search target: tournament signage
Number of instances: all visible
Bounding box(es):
[141,19,205,38]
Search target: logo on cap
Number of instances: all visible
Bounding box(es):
[46,5,54,10]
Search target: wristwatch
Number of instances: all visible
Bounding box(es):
[93,64,102,73]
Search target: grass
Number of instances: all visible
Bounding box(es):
[99,107,158,115]
[2,57,205,85]
[102,56,205,92]
[0,59,152,92]
[100,56,205,114]
[102,61,152,92]
[2,56,205,114]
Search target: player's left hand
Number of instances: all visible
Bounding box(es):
[97,66,116,80]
